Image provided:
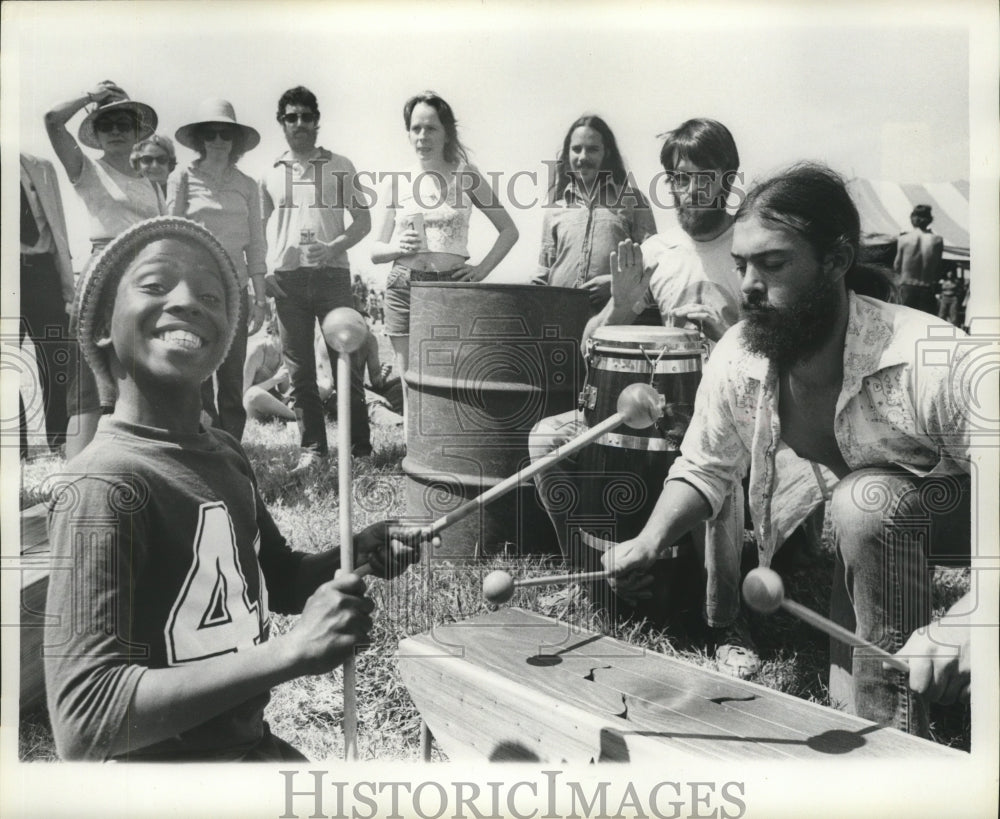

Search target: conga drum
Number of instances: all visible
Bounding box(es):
[573,325,705,623]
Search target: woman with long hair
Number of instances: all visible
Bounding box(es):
[535,114,655,313]
[167,98,268,440]
[370,91,519,427]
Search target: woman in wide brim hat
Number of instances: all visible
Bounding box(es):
[45,79,166,461]
[167,98,267,442]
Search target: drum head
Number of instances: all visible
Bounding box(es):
[589,324,702,354]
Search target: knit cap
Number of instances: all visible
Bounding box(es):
[74,216,242,407]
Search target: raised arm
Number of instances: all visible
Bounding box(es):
[44,81,126,182]
[581,239,650,346]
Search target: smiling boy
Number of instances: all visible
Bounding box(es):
[44,217,414,761]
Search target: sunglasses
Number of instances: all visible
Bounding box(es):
[198,127,236,141]
[95,119,138,134]
[138,155,170,166]
[281,112,317,125]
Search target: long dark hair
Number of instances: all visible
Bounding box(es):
[403,92,470,166]
[548,114,627,204]
[736,162,897,302]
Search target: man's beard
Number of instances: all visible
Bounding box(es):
[740,274,841,368]
[675,199,728,238]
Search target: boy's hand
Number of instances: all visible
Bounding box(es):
[288,574,374,676]
[354,521,434,579]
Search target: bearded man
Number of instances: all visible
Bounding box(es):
[529,118,753,676]
[605,163,975,738]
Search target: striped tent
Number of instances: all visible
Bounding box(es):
[849,178,970,260]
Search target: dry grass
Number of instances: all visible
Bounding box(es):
[17,355,971,759]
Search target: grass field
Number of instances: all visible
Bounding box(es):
[17,345,971,760]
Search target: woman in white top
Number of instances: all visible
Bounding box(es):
[371,91,518,427]
[45,80,163,459]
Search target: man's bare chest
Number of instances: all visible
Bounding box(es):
[778,375,850,478]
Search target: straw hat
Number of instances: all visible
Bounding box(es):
[78,98,158,150]
[175,98,260,153]
[74,217,243,408]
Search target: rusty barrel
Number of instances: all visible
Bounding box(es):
[403,282,590,558]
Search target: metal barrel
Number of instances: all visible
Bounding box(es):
[403,282,590,559]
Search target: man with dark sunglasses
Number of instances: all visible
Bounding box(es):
[260,86,373,470]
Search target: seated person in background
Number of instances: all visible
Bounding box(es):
[317,322,404,426]
[45,217,420,762]
[243,315,295,423]
[605,164,974,738]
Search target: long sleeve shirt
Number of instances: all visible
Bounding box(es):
[668,293,975,563]
[535,179,656,297]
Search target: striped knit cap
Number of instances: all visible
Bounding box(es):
[74,216,242,407]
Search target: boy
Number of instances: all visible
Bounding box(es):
[44,217,417,761]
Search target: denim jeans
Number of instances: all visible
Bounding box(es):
[827,468,970,736]
[202,289,248,441]
[273,267,370,455]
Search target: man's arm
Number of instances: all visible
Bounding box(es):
[892,591,971,705]
[602,480,712,589]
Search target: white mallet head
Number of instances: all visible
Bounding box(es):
[321,307,369,354]
[617,382,664,429]
[742,567,785,614]
[483,570,515,605]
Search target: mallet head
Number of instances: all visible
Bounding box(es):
[617,382,664,429]
[483,570,515,605]
[321,307,369,354]
[742,567,785,614]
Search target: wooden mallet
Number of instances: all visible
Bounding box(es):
[742,567,909,673]
[321,306,370,761]
[424,381,664,541]
[483,568,611,605]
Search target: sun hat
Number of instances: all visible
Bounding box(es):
[78,97,158,150]
[174,98,261,153]
[74,217,243,408]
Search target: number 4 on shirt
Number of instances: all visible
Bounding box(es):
[165,502,265,665]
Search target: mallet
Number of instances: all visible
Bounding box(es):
[421,382,664,540]
[483,568,612,605]
[322,306,370,761]
[742,567,909,673]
